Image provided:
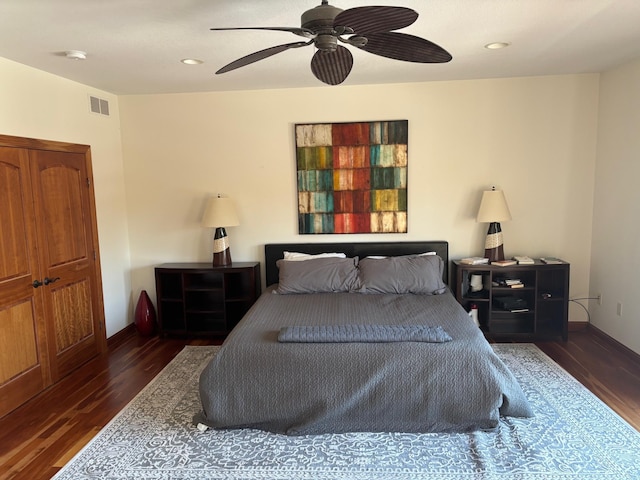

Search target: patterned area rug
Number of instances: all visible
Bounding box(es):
[53,344,640,479]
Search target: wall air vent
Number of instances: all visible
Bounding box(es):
[89,95,110,116]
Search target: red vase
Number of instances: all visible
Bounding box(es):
[134,290,156,336]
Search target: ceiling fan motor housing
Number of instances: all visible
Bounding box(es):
[301,3,343,32]
[302,2,344,52]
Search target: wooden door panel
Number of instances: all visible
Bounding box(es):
[0,300,39,383]
[51,279,93,353]
[0,158,30,279]
[0,147,49,417]
[52,278,99,378]
[39,164,88,266]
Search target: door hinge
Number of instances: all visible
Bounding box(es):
[87,178,91,187]
[93,251,97,261]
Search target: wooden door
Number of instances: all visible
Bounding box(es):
[0,146,50,415]
[30,149,106,381]
[0,135,106,417]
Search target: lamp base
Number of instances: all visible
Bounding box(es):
[484,222,505,262]
[212,227,232,267]
[213,250,232,267]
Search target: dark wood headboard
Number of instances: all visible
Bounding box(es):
[264,241,449,287]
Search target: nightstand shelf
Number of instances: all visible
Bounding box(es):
[452,260,569,341]
[155,262,260,337]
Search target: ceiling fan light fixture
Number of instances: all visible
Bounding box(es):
[181,58,204,65]
[315,34,338,52]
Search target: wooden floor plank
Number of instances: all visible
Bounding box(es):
[0,327,638,480]
[52,427,101,467]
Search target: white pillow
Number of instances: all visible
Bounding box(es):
[364,252,436,260]
[283,251,347,261]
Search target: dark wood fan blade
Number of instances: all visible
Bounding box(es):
[310,45,353,85]
[216,41,311,74]
[211,26,314,38]
[334,6,418,34]
[357,32,452,63]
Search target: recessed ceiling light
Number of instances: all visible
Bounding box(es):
[484,42,511,50]
[181,58,204,65]
[65,50,87,60]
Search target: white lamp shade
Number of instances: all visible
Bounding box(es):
[201,196,240,228]
[476,189,512,223]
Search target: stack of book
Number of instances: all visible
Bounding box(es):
[540,257,563,264]
[492,277,524,288]
[459,257,489,265]
[491,259,517,267]
[513,255,534,265]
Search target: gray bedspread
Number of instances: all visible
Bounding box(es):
[194,287,533,435]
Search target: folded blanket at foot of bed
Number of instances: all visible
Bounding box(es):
[278,324,452,343]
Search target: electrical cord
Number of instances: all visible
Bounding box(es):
[569,296,599,324]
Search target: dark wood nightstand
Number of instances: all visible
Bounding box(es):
[452,260,569,341]
[154,262,260,337]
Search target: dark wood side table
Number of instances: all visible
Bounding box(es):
[154,262,260,337]
[452,260,569,341]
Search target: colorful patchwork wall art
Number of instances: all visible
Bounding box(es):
[295,120,408,234]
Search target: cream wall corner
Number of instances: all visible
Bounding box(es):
[590,57,640,354]
[120,73,598,326]
[0,57,131,337]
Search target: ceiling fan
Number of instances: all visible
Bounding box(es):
[211,0,452,85]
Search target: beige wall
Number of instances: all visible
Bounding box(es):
[120,74,599,327]
[1,54,612,346]
[591,57,640,354]
[0,57,131,337]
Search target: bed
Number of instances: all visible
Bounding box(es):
[194,241,532,435]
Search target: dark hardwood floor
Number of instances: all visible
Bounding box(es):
[0,325,639,480]
[535,326,640,431]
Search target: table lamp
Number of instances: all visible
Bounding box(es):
[201,195,239,266]
[476,186,511,262]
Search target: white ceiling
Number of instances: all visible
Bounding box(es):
[1,0,640,95]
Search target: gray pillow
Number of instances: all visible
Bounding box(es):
[276,257,359,294]
[357,255,447,295]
